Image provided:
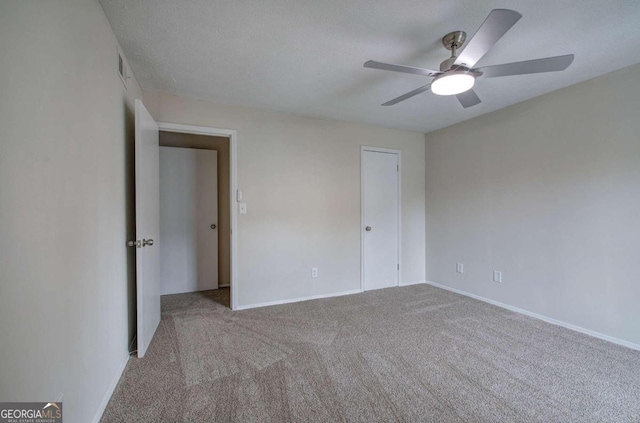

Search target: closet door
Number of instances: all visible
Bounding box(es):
[159,147,218,295]
[362,147,400,291]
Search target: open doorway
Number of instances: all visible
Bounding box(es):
[157,124,238,310]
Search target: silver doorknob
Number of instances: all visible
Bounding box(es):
[210,224,217,230]
[142,239,154,247]
[365,226,372,232]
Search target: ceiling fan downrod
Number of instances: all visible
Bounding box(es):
[440,31,467,71]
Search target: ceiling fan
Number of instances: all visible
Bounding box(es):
[364,9,574,108]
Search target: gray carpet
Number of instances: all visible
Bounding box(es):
[101,285,640,422]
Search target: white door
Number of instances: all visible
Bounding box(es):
[135,100,161,358]
[362,148,400,291]
[159,147,218,295]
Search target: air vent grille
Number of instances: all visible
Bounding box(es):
[117,47,128,89]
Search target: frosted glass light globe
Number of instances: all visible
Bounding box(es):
[431,72,475,96]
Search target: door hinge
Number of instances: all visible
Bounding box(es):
[397,164,399,171]
[397,263,400,270]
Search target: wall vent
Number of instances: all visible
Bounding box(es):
[117,47,128,89]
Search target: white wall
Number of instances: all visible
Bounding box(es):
[425,63,640,347]
[143,91,427,307]
[0,1,142,421]
[160,147,219,295]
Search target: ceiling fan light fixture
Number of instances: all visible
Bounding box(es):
[431,71,475,96]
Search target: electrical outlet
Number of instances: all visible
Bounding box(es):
[456,263,464,274]
[311,268,318,278]
[493,270,502,283]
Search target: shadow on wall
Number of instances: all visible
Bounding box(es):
[123,99,137,351]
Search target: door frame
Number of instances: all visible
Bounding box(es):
[360,146,402,292]
[158,122,239,310]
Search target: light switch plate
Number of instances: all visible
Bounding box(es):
[239,203,247,214]
[456,263,464,273]
[493,270,502,283]
[236,189,243,202]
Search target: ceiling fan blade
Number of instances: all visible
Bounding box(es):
[456,89,481,108]
[454,9,522,69]
[474,54,574,78]
[382,83,432,106]
[364,60,440,77]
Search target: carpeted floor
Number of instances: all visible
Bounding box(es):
[101,285,640,422]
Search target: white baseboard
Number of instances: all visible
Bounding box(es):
[425,280,640,352]
[235,289,363,311]
[91,353,129,423]
[399,280,426,287]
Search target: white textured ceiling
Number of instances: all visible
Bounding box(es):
[100,0,640,133]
